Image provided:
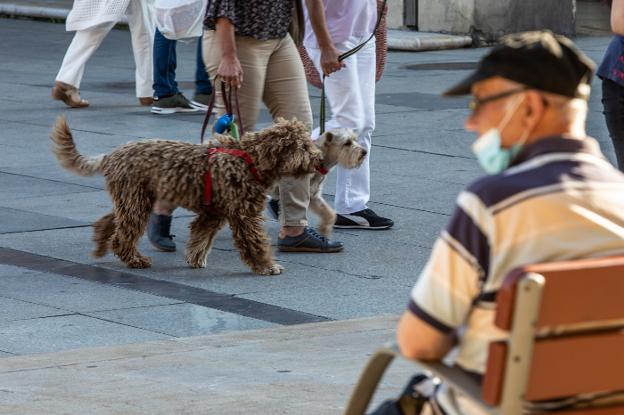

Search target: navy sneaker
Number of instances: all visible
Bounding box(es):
[334,208,394,230]
[147,213,176,252]
[278,227,344,253]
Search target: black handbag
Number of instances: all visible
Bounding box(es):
[368,374,437,415]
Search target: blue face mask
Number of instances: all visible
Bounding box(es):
[471,129,523,175]
[471,95,527,175]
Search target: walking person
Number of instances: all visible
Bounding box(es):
[599,0,624,170]
[52,0,155,108]
[303,0,394,230]
[147,0,344,253]
[150,29,213,114]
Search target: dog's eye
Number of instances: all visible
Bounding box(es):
[344,141,352,146]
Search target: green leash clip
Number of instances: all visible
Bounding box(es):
[228,117,240,141]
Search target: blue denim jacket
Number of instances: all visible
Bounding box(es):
[598,35,624,86]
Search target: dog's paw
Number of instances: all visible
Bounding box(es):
[186,252,208,268]
[126,255,151,269]
[187,258,207,269]
[257,263,284,276]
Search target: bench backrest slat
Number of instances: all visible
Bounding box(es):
[482,256,624,407]
[495,257,624,331]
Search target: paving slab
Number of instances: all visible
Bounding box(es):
[0,316,415,415]
[86,303,276,337]
[0,296,66,322]
[0,314,171,355]
[0,265,177,313]
[0,172,95,201]
[0,191,110,224]
[0,206,87,234]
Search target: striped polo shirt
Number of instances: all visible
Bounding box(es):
[409,136,624,375]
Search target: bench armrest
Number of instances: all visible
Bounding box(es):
[344,343,498,415]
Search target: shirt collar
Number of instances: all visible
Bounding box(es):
[510,136,605,167]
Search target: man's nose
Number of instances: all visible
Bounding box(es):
[464,112,478,132]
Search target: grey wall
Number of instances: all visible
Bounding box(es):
[419,0,575,41]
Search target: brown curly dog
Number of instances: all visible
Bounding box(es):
[50,116,322,275]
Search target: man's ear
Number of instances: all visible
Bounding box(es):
[524,91,546,126]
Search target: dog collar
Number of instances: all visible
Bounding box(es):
[316,166,329,175]
[204,147,264,209]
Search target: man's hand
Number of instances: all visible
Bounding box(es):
[217,54,243,89]
[320,45,346,76]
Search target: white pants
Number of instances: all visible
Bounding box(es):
[307,36,376,215]
[56,0,154,98]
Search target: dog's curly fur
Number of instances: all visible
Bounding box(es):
[271,129,366,236]
[50,116,322,275]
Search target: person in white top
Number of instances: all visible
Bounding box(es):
[52,0,155,108]
[304,0,394,230]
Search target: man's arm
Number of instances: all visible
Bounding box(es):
[396,310,456,360]
[612,0,624,35]
[215,17,243,88]
[304,0,345,75]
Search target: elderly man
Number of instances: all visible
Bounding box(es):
[395,31,624,414]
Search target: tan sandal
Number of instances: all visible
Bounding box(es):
[51,81,89,108]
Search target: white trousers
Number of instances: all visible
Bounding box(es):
[307,36,376,215]
[56,0,154,98]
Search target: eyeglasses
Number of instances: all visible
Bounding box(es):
[468,87,528,113]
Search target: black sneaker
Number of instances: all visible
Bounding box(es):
[151,93,199,114]
[190,93,213,111]
[334,208,394,230]
[278,227,344,253]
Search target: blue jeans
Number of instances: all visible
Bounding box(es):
[153,29,212,98]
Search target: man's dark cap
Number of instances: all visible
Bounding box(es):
[443,30,596,99]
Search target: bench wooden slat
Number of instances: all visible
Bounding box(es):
[526,331,624,401]
[527,406,624,415]
[495,257,624,331]
[483,331,624,405]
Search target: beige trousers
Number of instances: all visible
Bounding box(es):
[203,31,313,227]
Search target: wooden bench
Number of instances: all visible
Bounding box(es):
[344,256,624,415]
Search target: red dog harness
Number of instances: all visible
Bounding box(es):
[203,147,264,209]
[203,147,328,210]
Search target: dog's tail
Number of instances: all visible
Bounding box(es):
[50,115,104,176]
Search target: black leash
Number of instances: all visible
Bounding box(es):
[320,0,387,134]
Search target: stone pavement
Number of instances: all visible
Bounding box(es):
[0,316,421,415]
[0,13,617,415]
